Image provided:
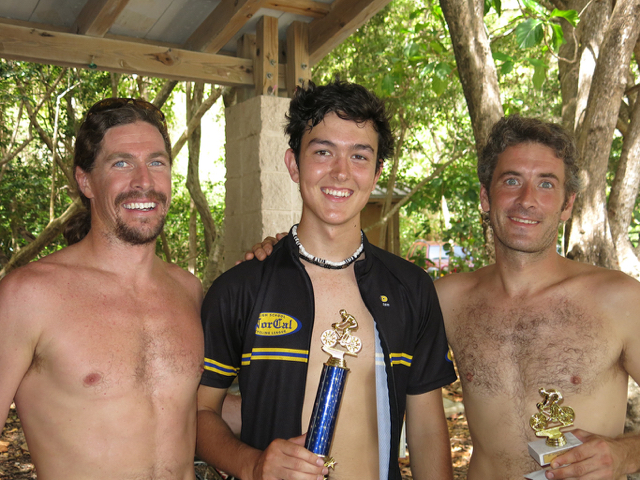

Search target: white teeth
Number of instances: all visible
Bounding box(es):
[323,188,351,197]
[123,202,156,211]
[512,217,537,224]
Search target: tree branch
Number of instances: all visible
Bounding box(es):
[364,157,458,234]
[0,200,83,279]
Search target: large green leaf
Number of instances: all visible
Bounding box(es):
[527,58,547,89]
[521,0,547,16]
[381,74,396,96]
[484,0,502,16]
[432,75,446,95]
[550,9,579,27]
[550,23,565,51]
[515,19,544,49]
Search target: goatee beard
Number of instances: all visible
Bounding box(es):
[114,190,168,245]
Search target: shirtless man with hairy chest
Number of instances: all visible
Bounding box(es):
[0,99,203,480]
[196,81,455,480]
[436,116,640,480]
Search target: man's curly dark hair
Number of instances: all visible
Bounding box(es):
[284,80,394,172]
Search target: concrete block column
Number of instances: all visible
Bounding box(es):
[224,95,302,270]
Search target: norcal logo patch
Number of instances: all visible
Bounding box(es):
[256,312,301,336]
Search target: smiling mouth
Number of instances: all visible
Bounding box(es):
[322,187,352,198]
[123,202,157,212]
[510,217,539,225]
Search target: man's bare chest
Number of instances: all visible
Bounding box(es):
[449,296,621,397]
[30,288,203,397]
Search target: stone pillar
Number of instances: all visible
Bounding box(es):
[224,95,302,270]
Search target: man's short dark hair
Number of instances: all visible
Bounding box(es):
[479,115,581,205]
[284,80,394,172]
[64,98,171,245]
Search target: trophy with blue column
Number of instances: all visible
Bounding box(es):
[305,309,362,474]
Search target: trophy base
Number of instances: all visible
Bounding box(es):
[524,469,549,480]
[528,432,582,466]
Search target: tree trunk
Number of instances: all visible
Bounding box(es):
[439,0,504,156]
[188,198,198,275]
[185,83,221,283]
[608,89,640,278]
[557,0,612,134]
[567,0,640,267]
[440,0,503,258]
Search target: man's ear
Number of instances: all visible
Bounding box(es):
[75,166,94,199]
[480,184,490,213]
[284,149,300,183]
[372,161,383,191]
[561,192,576,222]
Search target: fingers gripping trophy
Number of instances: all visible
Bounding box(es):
[305,309,362,475]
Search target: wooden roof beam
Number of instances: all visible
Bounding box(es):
[308,0,392,65]
[72,0,131,37]
[263,0,330,18]
[184,0,263,54]
[0,23,253,86]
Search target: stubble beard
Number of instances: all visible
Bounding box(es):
[490,205,561,255]
[113,190,168,246]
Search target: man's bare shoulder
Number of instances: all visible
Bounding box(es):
[0,248,74,300]
[157,258,203,304]
[564,258,640,314]
[435,264,496,300]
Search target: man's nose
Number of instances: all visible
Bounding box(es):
[331,154,350,181]
[131,165,152,190]
[517,182,536,208]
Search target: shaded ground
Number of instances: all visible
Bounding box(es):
[0,407,34,480]
[1,381,471,480]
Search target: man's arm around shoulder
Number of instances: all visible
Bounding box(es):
[405,388,453,480]
[0,267,44,428]
[196,385,328,480]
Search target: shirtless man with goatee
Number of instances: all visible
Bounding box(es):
[0,98,203,480]
[195,80,455,480]
[436,115,640,479]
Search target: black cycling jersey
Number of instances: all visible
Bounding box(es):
[201,230,456,480]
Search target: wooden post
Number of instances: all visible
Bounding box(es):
[237,33,257,103]
[255,16,278,96]
[286,21,310,97]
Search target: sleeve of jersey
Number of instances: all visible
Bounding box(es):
[406,275,457,395]
[200,268,248,389]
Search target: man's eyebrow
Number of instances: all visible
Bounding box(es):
[104,151,170,161]
[497,170,560,180]
[307,138,375,153]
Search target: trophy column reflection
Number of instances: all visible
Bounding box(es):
[305,309,362,475]
[525,388,582,480]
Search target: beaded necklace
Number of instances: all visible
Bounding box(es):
[292,224,364,270]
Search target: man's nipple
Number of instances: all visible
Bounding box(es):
[466,372,474,382]
[570,375,582,385]
[83,372,103,387]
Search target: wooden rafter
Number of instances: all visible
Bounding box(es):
[0,23,253,86]
[0,0,392,90]
[73,0,131,37]
[263,0,331,18]
[184,0,263,54]
[309,0,391,64]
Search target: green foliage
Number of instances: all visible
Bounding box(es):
[159,172,225,277]
[0,60,213,270]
